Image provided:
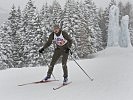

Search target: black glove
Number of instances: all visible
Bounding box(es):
[39,48,44,53]
[64,48,70,53]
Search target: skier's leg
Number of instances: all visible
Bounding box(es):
[46,48,61,78]
[62,52,69,79]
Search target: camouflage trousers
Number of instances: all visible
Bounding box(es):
[47,48,69,78]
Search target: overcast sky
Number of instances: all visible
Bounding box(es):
[0,0,132,13]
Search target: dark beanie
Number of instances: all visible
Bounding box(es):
[53,24,60,29]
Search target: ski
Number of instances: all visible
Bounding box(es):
[53,81,72,90]
[18,80,59,86]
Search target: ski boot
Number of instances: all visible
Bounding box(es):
[41,76,51,82]
[63,77,68,85]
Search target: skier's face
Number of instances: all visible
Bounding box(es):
[54,28,60,33]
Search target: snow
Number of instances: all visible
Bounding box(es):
[119,15,132,47]
[0,47,133,100]
[108,5,120,47]
[107,5,132,48]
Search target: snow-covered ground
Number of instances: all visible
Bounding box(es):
[0,47,133,100]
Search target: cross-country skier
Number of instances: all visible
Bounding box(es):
[39,25,72,84]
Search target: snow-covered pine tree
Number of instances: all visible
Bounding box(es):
[118,1,124,24]
[63,0,76,33]
[109,0,117,7]
[98,8,107,49]
[130,27,133,46]
[74,1,91,58]
[62,0,80,58]
[98,7,109,48]
[15,6,26,68]
[90,2,104,51]
[0,22,14,69]
[39,3,55,64]
[0,31,4,69]
[30,11,45,67]
[7,5,23,68]
[83,0,97,54]
[52,0,62,25]
[16,7,22,31]
[0,27,4,69]
[94,19,104,51]
[130,8,133,47]
[21,0,41,67]
[122,2,132,18]
[0,24,10,69]
[40,3,54,34]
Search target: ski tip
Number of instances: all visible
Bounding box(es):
[91,78,94,81]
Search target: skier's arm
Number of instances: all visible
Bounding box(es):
[43,33,54,49]
[62,31,73,48]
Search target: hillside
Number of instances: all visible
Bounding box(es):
[0,47,133,100]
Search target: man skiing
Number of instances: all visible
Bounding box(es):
[39,25,72,84]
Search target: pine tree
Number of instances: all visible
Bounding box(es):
[118,1,124,24]
[0,0,117,69]
[15,6,25,68]
[83,0,98,54]
[94,19,104,51]
[21,0,41,67]
[40,3,55,64]
[0,24,10,69]
[62,0,80,58]
[63,0,75,33]
[123,2,132,17]
[98,8,107,48]
[52,0,62,25]
[7,5,23,68]
[16,7,22,30]
[109,0,116,7]
[74,1,91,58]
[130,27,133,46]
[0,22,14,69]
[90,2,104,51]
[40,3,52,34]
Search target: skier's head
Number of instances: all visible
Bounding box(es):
[53,25,60,33]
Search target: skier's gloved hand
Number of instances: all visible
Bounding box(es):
[64,48,70,53]
[39,48,44,53]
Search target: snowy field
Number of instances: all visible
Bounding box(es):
[0,47,133,100]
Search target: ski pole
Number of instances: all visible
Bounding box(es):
[40,53,56,80]
[69,50,94,81]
